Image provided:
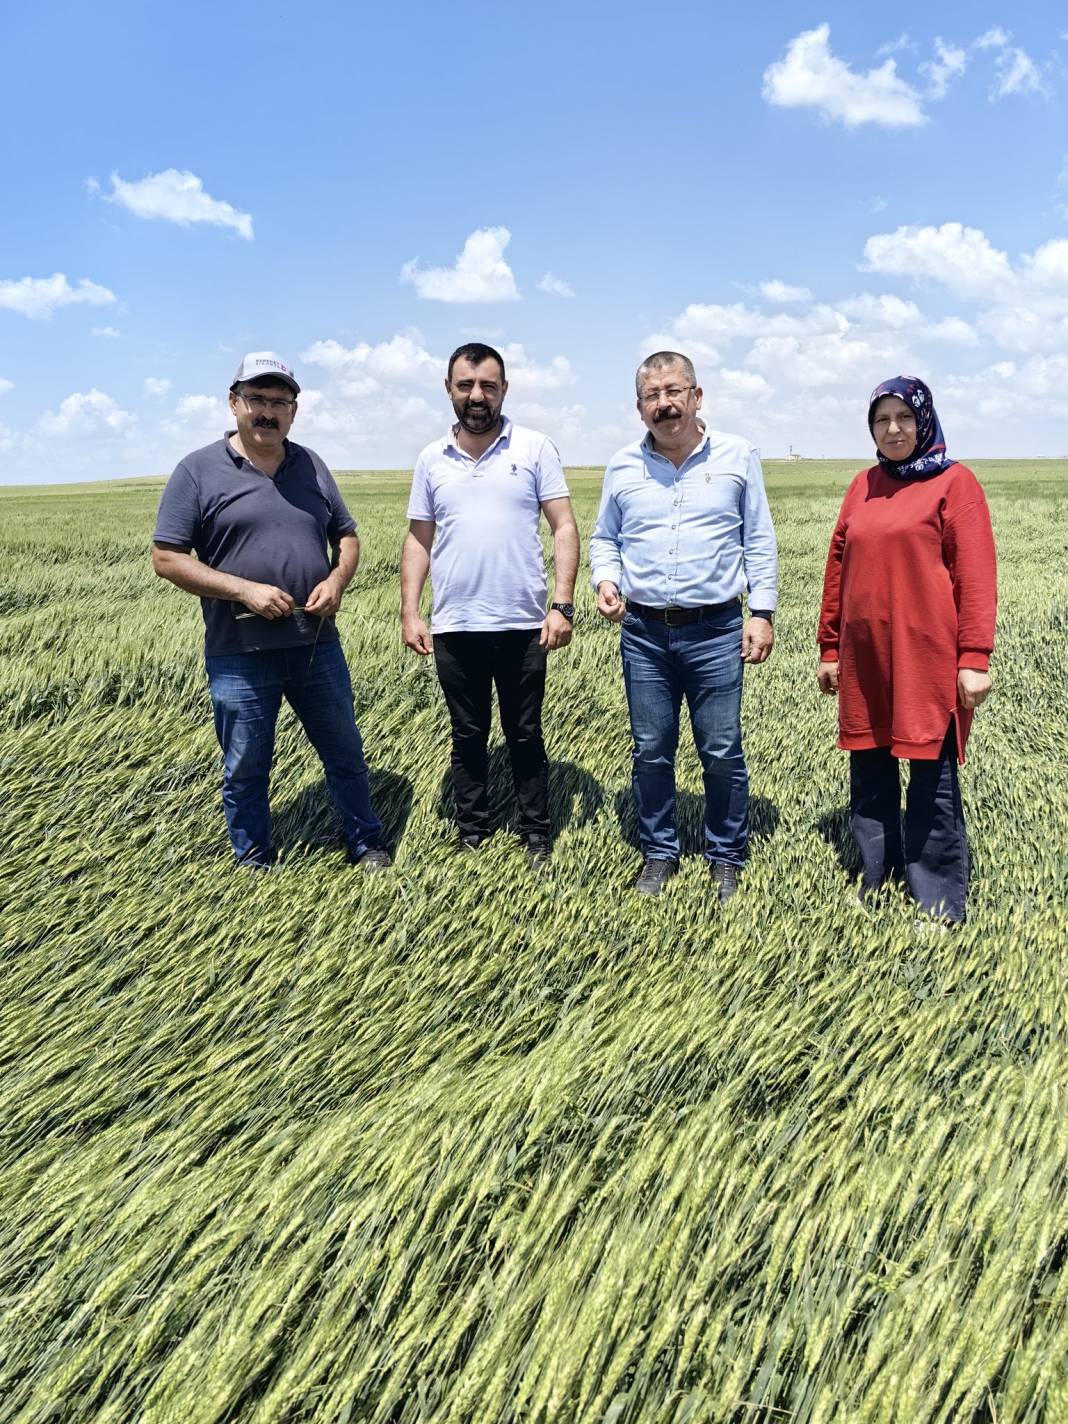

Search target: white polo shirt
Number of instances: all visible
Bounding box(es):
[407,417,570,633]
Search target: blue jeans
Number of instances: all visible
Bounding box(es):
[620,605,747,864]
[205,640,382,865]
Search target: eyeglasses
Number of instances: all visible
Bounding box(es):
[638,385,695,407]
[240,393,296,412]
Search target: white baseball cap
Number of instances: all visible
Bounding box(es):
[230,351,300,395]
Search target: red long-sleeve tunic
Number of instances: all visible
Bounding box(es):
[817,462,997,762]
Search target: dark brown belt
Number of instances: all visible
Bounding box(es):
[626,598,739,627]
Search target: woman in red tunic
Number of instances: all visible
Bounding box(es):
[817,376,996,924]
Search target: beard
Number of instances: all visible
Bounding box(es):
[454,398,502,435]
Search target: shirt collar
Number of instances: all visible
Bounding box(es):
[641,418,709,463]
[443,413,512,457]
[224,431,292,469]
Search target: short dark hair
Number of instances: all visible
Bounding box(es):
[447,342,506,383]
[636,351,696,395]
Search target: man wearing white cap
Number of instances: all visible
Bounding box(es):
[152,352,389,871]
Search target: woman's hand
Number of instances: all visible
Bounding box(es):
[957,669,992,710]
[817,660,839,695]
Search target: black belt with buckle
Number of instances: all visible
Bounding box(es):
[625,598,739,626]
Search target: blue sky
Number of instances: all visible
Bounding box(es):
[3,0,1068,481]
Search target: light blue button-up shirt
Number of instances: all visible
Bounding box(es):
[589,424,778,610]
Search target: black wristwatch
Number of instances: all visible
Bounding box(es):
[551,602,575,622]
[749,609,774,623]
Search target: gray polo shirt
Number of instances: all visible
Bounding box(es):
[154,435,356,657]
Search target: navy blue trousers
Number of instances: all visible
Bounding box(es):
[849,722,969,923]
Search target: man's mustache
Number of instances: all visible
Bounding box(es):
[253,418,279,429]
[654,408,680,422]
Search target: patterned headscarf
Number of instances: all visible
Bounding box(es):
[867,375,956,480]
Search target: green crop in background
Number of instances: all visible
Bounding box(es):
[1,460,1066,1423]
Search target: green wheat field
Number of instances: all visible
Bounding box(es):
[2,459,1066,1423]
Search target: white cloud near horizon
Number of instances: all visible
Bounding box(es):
[636,215,1068,456]
[762,24,926,128]
[0,273,116,320]
[0,378,13,394]
[37,389,137,437]
[401,227,520,302]
[538,272,575,298]
[144,377,172,397]
[96,169,254,240]
[294,328,584,463]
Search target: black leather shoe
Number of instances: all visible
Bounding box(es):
[351,845,392,872]
[710,861,740,903]
[524,836,552,870]
[459,833,489,853]
[634,857,679,895]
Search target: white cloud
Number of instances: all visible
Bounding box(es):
[928,317,979,345]
[762,24,926,128]
[173,394,228,424]
[0,272,116,320]
[156,394,231,446]
[500,344,577,392]
[990,47,1048,99]
[92,325,120,338]
[401,227,520,302]
[659,300,847,348]
[38,390,137,437]
[838,293,922,328]
[710,369,774,401]
[508,400,587,439]
[1020,237,1068,289]
[144,377,172,397]
[921,38,967,99]
[0,378,12,394]
[538,272,575,298]
[974,27,1010,50]
[861,222,1015,298]
[293,328,585,465]
[301,330,442,396]
[100,169,254,240]
[878,33,912,57]
[759,279,812,304]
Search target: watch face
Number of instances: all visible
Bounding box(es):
[553,603,575,620]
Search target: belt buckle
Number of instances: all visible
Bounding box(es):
[664,604,685,627]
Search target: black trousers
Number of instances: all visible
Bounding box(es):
[433,629,549,841]
[849,722,969,923]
